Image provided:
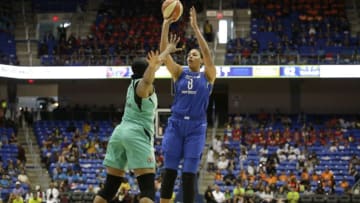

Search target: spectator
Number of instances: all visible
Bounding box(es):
[212,185,225,203]
[204,185,216,203]
[45,182,59,203]
[28,192,42,203]
[244,184,255,203]
[8,193,24,203]
[302,185,314,195]
[223,189,232,203]
[206,146,215,172]
[287,187,299,203]
[85,184,96,194]
[12,181,25,197]
[116,187,132,203]
[217,154,229,170]
[258,185,274,203]
[17,169,30,186]
[57,24,67,43]
[232,182,245,203]
[274,186,287,203]
[223,169,236,186]
[203,20,213,42]
[17,144,26,163]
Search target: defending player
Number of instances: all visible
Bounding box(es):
[93,35,181,203]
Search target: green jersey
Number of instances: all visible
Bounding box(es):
[104,79,158,170]
[122,79,157,135]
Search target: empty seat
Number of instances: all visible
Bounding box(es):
[352,195,360,203]
[70,192,83,203]
[326,195,338,203]
[337,195,351,203]
[300,195,313,203]
[312,194,326,203]
[59,192,70,203]
[83,192,95,203]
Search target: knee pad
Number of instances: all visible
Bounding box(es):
[182,172,196,203]
[160,168,178,199]
[137,173,155,201]
[97,174,124,202]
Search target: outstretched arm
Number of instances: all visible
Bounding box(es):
[160,18,183,81]
[190,6,216,84]
[137,35,182,98]
[136,50,162,98]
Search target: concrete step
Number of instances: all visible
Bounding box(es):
[30,57,41,66]
[216,48,226,55]
[25,155,41,160]
[26,169,43,174]
[25,147,40,152]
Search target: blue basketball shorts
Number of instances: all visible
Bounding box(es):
[161,117,207,173]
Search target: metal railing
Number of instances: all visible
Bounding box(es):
[39,52,189,66]
[225,52,360,65]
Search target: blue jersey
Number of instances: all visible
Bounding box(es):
[171,70,213,121]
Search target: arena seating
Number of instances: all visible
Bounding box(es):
[0,3,17,65]
[225,0,357,65]
[0,127,29,201]
[32,0,87,13]
[33,119,182,201]
[211,113,360,203]
[38,0,194,66]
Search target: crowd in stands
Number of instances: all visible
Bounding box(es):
[38,0,201,66]
[0,106,30,203]
[3,101,360,203]
[204,112,360,202]
[32,119,179,203]
[32,0,87,13]
[0,1,18,65]
[225,0,360,65]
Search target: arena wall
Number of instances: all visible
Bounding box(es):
[4,79,360,114]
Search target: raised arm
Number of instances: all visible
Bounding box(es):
[190,6,216,84]
[136,50,162,98]
[160,18,183,81]
[137,36,182,98]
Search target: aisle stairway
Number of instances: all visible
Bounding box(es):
[198,124,224,196]
[346,1,360,36]
[17,126,52,191]
[13,0,39,66]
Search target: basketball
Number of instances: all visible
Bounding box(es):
[162,0,183,22]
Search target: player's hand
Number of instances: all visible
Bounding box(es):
[167,33,182,53]
[190,6,198,29]
[163,18,175,26]
[146,50,162,71]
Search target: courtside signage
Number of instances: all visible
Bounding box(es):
[280,65,320,77]
[1,64,360,79]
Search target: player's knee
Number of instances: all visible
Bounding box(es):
[164,153,181,170]
[97,174,125,202]
[137,173,155,201]
[183,157,200,173]
[160,168,178,199]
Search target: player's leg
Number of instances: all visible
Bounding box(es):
[94,125,128,203]
[160,119,183,203]
[133,168,156,203]
[125,126,157,203]
[93,166,126,203]
[160,154,181,203]
[182,121,207,203]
